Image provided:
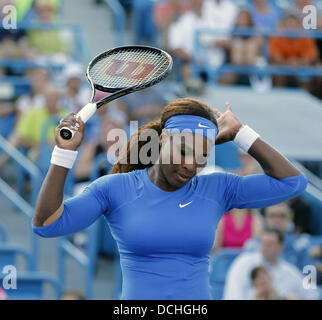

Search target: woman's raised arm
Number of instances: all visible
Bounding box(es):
[33,113,85,228]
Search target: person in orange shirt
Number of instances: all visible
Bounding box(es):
[269,13,318,89]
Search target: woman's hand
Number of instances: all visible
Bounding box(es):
[55,113,85,151]
[213,102,243,145]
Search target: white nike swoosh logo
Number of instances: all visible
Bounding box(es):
[198,122,210,128]
[179,201,193,208]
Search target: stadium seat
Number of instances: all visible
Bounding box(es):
[0,245,32,271]
[0,272,62,300]
[209,249,242,300]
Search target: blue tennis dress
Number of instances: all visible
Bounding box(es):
[33,168,307,300]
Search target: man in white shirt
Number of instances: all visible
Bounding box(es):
[167,0,238,81]
[223,227,319,300]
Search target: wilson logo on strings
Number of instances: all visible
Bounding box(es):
[106,60,155,80]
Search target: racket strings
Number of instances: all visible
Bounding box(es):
[89,48,170,89]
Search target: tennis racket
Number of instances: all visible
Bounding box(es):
[60,45,173,140]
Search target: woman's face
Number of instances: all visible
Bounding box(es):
[159,131,214,189]
[236,11,252,28]
[253,269,272,291]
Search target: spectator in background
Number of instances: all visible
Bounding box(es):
[16,67,49,118]
[0,0,34,72]
[211,208,263,253]
[225,9,263,85]
[27,0,68,59]
[250,266,292,300]
[117,86,166,127]
[168,0,237,84]
[269,13,318,90]
[0,67,50,168]
[224,227,318,300]
[250,0,282,30]
[230,9,263,65]
[14,85,67,160]
[60,63,91,113]
[244,202,313,271]
[168,0,209,83]
[153,0,189,49]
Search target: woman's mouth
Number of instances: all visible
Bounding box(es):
[176,172,192,183]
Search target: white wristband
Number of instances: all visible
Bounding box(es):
[50,146,78,169]
[233,125,260,153]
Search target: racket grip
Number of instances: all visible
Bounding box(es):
[59,103,97,140]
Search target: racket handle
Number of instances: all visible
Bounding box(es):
[59,103,97,140]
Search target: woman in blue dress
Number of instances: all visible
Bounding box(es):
[32,98,307,300]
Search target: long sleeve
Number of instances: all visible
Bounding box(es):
[32,176,111,238]
[222,173,308,212]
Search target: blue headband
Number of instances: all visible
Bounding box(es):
[164,115,217,144]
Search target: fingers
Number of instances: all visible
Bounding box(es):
[213,102,232,118]
[213,108,222,118]
[225,102,232,111]
[57,113,80,132]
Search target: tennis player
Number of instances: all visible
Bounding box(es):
[32,98,307,300]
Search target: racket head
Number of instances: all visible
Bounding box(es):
[86,45,173,96]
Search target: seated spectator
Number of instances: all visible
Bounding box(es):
[27,0,68,59]
[212,208,263,252]
[250,0,282,30]
[269,13,318,89]
[0,0,34,72]
[244,202,313,271]
[0,66,50,168]
[167,0,237,84]
[230,9,263,66]
[60,63,91,113]
[223,227,318,299]
[117,86,166,127]
[14,85,67,160]
[153,0,189,49]
[225,9,263,85]
[250,266,295,300]
[16,67,49,118]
